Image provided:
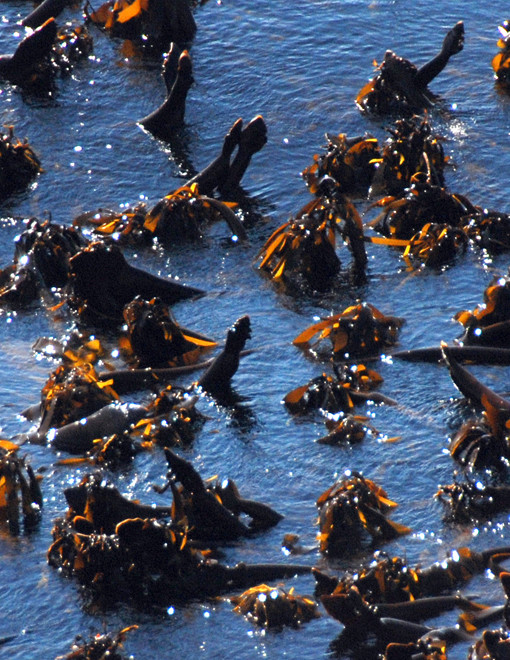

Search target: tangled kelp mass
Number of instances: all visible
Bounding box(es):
[6,1,510,659]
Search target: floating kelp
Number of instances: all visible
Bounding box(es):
[128,387,201,448]
[122,296,216,368]
[160,448,283,540]
[455,271,510,348]
[38,362,119,435]
[34,383,199,453]
[468,628,510,660]
[284,363,385,415]
[74,116,266,244]
[56,431,145,469]
[84,0,196,53]
[368,177,477,240]
[0,219,88,305]
[317,413,382,446]
[293,303,403,361]
[402,222,468,268]
[231,584,319,629]
[0,441,42,535]
[313,545,510,603]
[321,583,480,638]
[442,346,510,469]
[356,21,464,115]
[256,194,366,292]
[67,241,204,326]
[463,208,510,253]
[367,183,510,267]
[62,473,174,531]
[48,472,309,608]
[436,481,510,524]
[302,133,381,197]
[492,21,510,87]
[316,471,410,555]
[372,116,447,196]
[74,186,245,245]
[0,126,42,201]
[0,18,92,94]
[55,625,137,660]
[382,639,447,660]
[144,185,244,242]
[14,219,88,288]
[51,23,94,76]
[302,118,447,200]
[139,46,193,137]
[394,345,510,365]
[22,0,72,29]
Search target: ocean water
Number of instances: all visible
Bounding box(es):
[1,1,510,658]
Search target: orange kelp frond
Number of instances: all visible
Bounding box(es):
[293,303,403,359]
[123,296,216,368]
[368,179,478,241]
[493,21,510,84]
[454,272,510,331]
[302,133,380,197]
[0,126,42,201]
[144,185,241,241]
[284,364,383,416]
[40,362,119,430]
[380,117,448,194]
[256,195,365,289]
[402,222,468,269]
[73,204,149,245]
[316,471,409,555]
[0,446,42,534]
[231,584,319,628]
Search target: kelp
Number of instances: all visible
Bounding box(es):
[231,584,319,628]
[73,185,244,244]
[377,117,447,194]
[316,471,410,555]
[368,177,477,240]
[0,441,42,535]
[284,363,384,415]
[356,22,464,116]
[436,481,510,524]
[455,270,510,347]
[0,219,88,306]
[256,194,366,292]
[468,628,510,660]
[48,472,308,607]
[383,640,447,660]
[302,117,447,199]
[492,21,510,87]
[84,0,196,53]
[39,362,119,434]
[122,296,216,368]
[0,126,42,201]
[293,302,403,360]
[313,545,510,602]
[317,413,384,446]
[442,346,510,469]
[0,18,93,94]
[67,241,203,326]
[402,222,468,268]
[302,133,380,197]
[55,625,137,660]
[159,448,283,540]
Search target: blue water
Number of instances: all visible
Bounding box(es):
[2,0,510,658]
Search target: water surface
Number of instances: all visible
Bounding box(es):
[2,1,510,658]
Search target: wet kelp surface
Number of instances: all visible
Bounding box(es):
[4,1,510,659]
